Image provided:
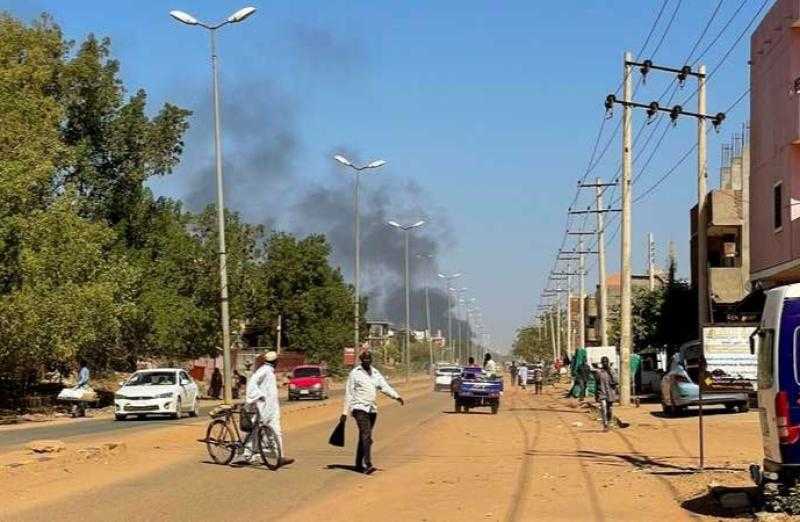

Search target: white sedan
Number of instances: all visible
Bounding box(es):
[114,368,199,421]
[434,366,462,391]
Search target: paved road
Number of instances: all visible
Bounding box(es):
[11,389,449,521]
[0,391,344,451]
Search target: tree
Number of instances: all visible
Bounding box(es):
[0,193,136,373]
[259,233,356,370]
[512,322,553,362]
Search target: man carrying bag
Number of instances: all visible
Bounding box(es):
[339,351,403,474]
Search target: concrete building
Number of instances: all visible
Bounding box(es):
[582,272,666,348]
[690,131,750,321]
[749,0,800,287]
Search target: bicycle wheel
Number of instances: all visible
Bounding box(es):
[257,424,282,470]
[206,419,236,465]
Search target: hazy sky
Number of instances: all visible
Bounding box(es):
[2,1,761,351]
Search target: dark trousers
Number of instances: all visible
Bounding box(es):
[534,382,543,394]
[600,398,613,428]
[353,410,377,469]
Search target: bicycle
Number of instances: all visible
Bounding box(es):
[201,403,282,470]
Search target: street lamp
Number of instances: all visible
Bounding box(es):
[333,154,387,360]
[456,287,468,364]
[387,220,426,382]
[416,253,435,369]
[438,272,462,363]
[170,6,257,404]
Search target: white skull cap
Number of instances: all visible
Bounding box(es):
[265,351,278,362]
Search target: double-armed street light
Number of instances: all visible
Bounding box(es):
[416,253,435,369]
[437,272,462,362]
[387,220,426,382]
[170,6,257,404]
[333,155,387,360]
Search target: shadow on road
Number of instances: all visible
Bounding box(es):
[326,464,366,474]
[649,408,736,419]
[680,485,758,518]
[442,411,492,415]
[524,448,742,475]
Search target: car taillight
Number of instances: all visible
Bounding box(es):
[775,391,800,445]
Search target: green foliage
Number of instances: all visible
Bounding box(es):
[0,14,360,379]
[607,271,696,351]
[512,320,553,362]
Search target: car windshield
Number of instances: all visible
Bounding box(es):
[126,371,176,386]
[438,368,460,373]
[293,367,321,378]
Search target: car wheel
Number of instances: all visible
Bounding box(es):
[661,403,674,417]
[455,400,462,413]
[172,398,182,420]
[115,414,127,421]
[189,399,199,417]
[738,401,750,413]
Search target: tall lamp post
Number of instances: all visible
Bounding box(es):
[416,253,435,370]
[333,155,386,360]
[438,272,462,362]
[170,6,257,404]
[388,220,426,382]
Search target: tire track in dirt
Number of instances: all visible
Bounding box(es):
[505,391,542,522]
[544,400,606,522]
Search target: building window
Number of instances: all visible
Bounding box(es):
[774,182,783,231]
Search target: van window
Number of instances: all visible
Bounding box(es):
[758,328,775,390]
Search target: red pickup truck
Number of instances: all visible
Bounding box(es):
[287,365,328,400]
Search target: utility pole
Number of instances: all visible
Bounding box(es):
[597,179,609,346]
[648,233,655,291]
[276,314,282,354]
[619,51,634,406]
[604,56,726,406]
[566,265,573,357]
[697,64,709,329]
[549,306,557,361]
[573,180,616,348]
[578,237,585,349]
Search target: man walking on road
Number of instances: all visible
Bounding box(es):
[532,365,544,395]
[341,351,404,474]
[517,363,528,389]
[594,356,619,432]
[235,352,294,467]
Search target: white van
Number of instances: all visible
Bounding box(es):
[751,284,800,484]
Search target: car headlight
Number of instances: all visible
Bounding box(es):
[312,383,322,389]
[156,392,174,399]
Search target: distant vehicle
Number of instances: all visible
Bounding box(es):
[660,342,749,417]
[288,365,328,400]
[114,369,199,421]
[434,365,461,392]
[453,367,502,414]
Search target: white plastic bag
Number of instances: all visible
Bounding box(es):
[58,387,97,402]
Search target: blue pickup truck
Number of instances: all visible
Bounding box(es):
[452,368,503,414]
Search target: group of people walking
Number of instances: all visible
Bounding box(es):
[232,349,403,473]
[509,361,545,394]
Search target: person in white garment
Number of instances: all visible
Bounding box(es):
[341,351,404,474]
[483,353,498,377]
[234,352,294,467]
[517,363,529,389]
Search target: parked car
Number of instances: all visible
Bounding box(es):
[114,368,199,421]
[288,365,328,400]
[434,365,462,391]
[660,346,749,417]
